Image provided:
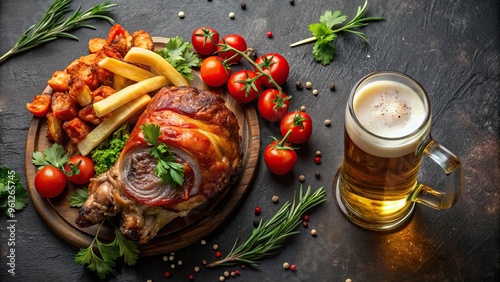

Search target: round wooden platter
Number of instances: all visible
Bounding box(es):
[24,37,260,256]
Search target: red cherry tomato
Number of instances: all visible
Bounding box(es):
[200,56,232,87]
[217,34,247,64]
[34,166,67,198]
[280,111,313,144]
[65,156,95,184]
[191,27,220,56]
[264,139,297,175]
[227,70,262,103]
[26,94,51,117]
[254,53,290,88]
[257,89,290,122]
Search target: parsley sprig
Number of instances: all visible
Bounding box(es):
[155,36,201,81]
[75,220,139,279]
[140,123,184,186]
[0,167,28,216]
[290,0,384,65]
[32,143,70,170]
[0,0,116,64]
[207,186,326,268]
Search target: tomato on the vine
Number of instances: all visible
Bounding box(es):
[258,89,290,122]
[191,27,220,56]
[200,56,232,87]
[227,70,262,103]
[264,132,297,175]
[65,156,95,184]
[254,53,290,88]
[280,111,313,144]
[217,34,247,64]
[34,166,67,198]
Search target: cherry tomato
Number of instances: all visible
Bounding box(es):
[257,89,290,122]
[65,156,95,184]
[26,94,51,117]
[254,53,290,88]
[217,34,247,64]
[264,139,297,175]
[200,56,232,87]
[227,70,262,103]
[280,111,313,144]
[191,27,220,56]
[34,166,67,198]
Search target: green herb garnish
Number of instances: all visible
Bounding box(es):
[0,167,28,216]
[74,221,139,279]
[0,0,116,64]
[140,123,184,186]
[32,143,70,170]
[208,186,327,268]
[290,0,384,65]
[91,123,130,175]
[69,188,89,207]
[155,36,201,81]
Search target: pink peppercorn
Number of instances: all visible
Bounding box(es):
[303,214,310,221]
[189,274,194,280]
[235,270,240,275]
[314,156,321,164]
[241,264,246,269]
[302,221,309,228]
[290,264,297,271]
[215,251,222,258]
[255,206,261,215]
[164,271,171,278]
[267,31,273,38]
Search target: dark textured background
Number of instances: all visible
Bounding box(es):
[0,0,498,281]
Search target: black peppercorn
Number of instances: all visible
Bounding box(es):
[241,3,246,10]
[295,81,303,91]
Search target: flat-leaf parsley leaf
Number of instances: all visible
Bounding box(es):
[290,0,384,65]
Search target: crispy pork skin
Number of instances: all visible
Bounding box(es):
[76,86,242,243]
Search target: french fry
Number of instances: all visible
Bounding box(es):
[77,94,151,156]
[112,73,129,91]
[98,57,159,82]
[93,75,167,117]
[124,47,189,87]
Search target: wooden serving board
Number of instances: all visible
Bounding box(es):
[24,37,260,256]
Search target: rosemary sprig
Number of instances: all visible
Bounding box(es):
[207,186,327,268]
[0,0,117,64]
[290,0,384,65]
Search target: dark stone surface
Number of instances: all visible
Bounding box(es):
[0,0,498,281]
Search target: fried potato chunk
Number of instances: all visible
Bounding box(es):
[132,30,154,51]
[48,70,70,92]
[63,117,92,144]
[88,38,106,54]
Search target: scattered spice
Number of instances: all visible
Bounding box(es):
[240,3,247,10]
[224,271,230,278]
[289,0,295,6]
[329,83,336,91]
[189,274,194,280]
[164,271,172,278]
[283,262,290,269]
[231,271,236,277]
[315,171,321,179]
[171,263,176,269]
[177,260,183,266]
[202,259,208,265]
[272,195,279,203]
[312,89,319,96]
[324,119,331,126]
[290,264,297,272]
[194,266,200,272]
[305,81,312,89]
[253,220,259,227]
[215,251,222,258]
[178,11,185,18]
[303,214,310,221]
[314,156,321,164]
[169,255,175,261]
[201,239,206,245]
[241,264,246,269]
[267,31,273,38]
[219,276,225,282]
[300,105,306,112]
[295,81,303,90]
[315,150,321,156]
[229,12,235,19]
[213,244,219,250]
[255,206,262,215]
[299,175,306,182]
[163,255,168,261]
[302,221,309,228]
[235,269,240,275]
[311,229,318,236]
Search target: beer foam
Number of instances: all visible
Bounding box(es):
[346,80,430,157]
[354,81,426,138]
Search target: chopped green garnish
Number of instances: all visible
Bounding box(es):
[155,36,201,81]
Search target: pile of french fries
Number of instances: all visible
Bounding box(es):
[77,47,189,156]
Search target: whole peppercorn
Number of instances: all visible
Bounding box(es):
[164,271,172,278]
[189,274,194,280]
[240,3,247,10]
[178,11,185,18]
[311,229,318,236]
[290,264,297,271]
[312,89,319,96]
[303,214,310,221]
[272,195,279,203]
[215,251,222,258]
[255,206,261,215]
[224,271,230,278]
[289,0,295,5]
[295,81,303,91]
[315,150,321,156]
[315,171,321,179]
[213,244,219,250]
[314,156,321,164]
[305,81,312,89]
[283,262,290,270]
[253,220,259,227]
[300,105,306,112]
[267,31,273,38]
[235,269,240,275]
[324,119,332,126]
[219,276,225,282]
[229,12,235,19]
[303,221,309,228]
[329,83,336,91]
[299,175,306,182]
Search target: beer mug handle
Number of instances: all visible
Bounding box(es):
[413,137,464,210]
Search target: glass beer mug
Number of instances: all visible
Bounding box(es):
[334,71,463,231]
